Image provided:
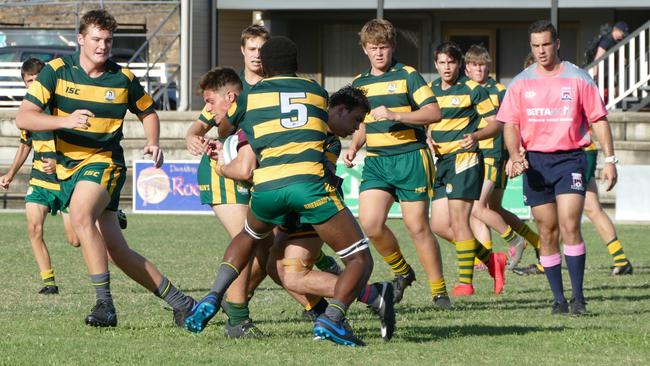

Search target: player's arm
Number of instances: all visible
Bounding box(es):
[591,118,617,191]
[186,120,211,156]
[591,47,607,76]
[370,103,441,125]
[503,123,528,177]
[218,144,256,182]
[16,100,92,131]
[343,124,366,167]
[0,141,32,189]
[140,112,164,168]
[217,115,234,138]
[463,115,502,149]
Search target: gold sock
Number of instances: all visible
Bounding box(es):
[429,278,447,296]
[383,250,411,276]
[456,239,478,284]
[40,268,56,286]
[607,238,629,267]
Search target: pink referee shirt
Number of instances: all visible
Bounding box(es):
[497,61,607,152]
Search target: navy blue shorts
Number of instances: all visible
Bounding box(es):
[523,150,587,207]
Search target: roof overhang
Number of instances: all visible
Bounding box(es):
[216,0,650,10]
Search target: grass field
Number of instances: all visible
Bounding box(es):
[0,212,648,365]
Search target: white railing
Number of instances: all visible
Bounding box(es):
[586,20,650,110]
[0,61,169,108]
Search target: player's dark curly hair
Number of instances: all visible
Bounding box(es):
[198,67,243,94]
[20,58,45,79]
[329,85,370,115]
[80,9,118,35]
[528,20,558,42]
[434,41,463,64]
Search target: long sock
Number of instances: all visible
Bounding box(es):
[429,278,447,296]
[90,272,113,305]
[515,222,541,258]
[324,299,348,322]
[357,283,379,305]
[154,276,193,311]
[540,253,565,303]
[210,262,240,297]
[564,242,586,303]
[456,239,478,284]
[383,250,411,276]
[500,226,518,243]
[41,268,56,287]
[474,240,492,266]
[225,301,250,326]
[607,238,629,267]
[475,240,492,264]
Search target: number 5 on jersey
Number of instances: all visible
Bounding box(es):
[280,92,308,128]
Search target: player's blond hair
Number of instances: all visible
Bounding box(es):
[241,24,270,47]
[359,19,396,47]
[464,45,492,65]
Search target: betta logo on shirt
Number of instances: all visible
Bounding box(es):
[561,87,572,101]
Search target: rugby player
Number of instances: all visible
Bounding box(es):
[16,9,194,327]
[344,18,451,308]
[185,36,376,347]
[428,41,507,297]
[499,20,617,315]
[185,25,269,338]
[214,84,396,340]
[0,58,79,295]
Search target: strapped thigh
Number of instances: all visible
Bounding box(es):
[335,237,370,259]
[244,218,271,240]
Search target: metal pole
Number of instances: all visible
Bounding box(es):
[377,0,384,20]
[550,0,558,30]
[178,0,189,111]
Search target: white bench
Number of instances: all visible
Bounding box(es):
[0,61,168,108]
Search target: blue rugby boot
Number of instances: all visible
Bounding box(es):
[184,292,220,333]
[313,314,365,347]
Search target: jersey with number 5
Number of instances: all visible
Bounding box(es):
[226,75,330,192]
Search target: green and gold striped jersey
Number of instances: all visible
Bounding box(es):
[477,77,507,159]
[226,75,329,191]
[429,75,496,156]
[24,52,156,180]
[19,129,60,191]
[352,60,436,156]
[325,133,341,167]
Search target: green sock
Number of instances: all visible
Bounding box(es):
[225,301,250,326]
[314,251,330,271]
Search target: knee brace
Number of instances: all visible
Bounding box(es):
[281,258,314,273]
[244,218,271,240]
[336,237,370,259]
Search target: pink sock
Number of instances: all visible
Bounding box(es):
[563,242,586,256]
[540,252,562,267]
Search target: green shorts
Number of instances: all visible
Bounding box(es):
[360,148,434,202]
[59,162,126,212]
[250,181,345,226]
[433,151,484,201]
[484,157,508,190]
[197,154,250,206]
[278,177,344,239]
[585,150,597,183]
[25,184,62,215]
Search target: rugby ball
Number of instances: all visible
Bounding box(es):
[222,134,240,164]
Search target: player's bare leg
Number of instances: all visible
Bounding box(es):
[583,179,632,274]
[556,193,588,314]
[430,197,454,242]
[61,212,80,247]
[472,180,526,268]
[25,202,58,294]
[360,189,416,303]
[401,200,449,307]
